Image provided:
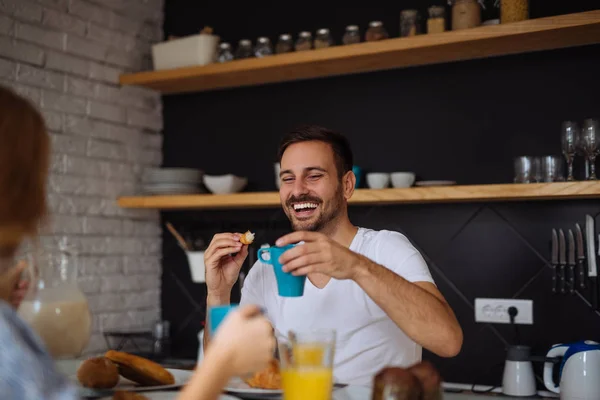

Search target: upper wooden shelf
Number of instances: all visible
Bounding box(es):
[117,182,600,210]
[120,11,600,94]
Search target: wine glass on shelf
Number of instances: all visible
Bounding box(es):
[561,121,579,181]
[580,118,599,180]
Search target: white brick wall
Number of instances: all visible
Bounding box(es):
[0,0,164,355]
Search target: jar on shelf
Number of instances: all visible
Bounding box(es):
[400,9,421,37]
[276,34,293,54]
[342,25,361,45]
[500,0,528,23]
[217,42,234,63]
[450,0,482,30]
[235,39,253,59]
[314,28,334,49]
[295,31,313,51]
[365,21,389,42]
[427,6,446,33]
[254,37,273,57]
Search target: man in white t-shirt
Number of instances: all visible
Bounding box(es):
[203,125,463,385]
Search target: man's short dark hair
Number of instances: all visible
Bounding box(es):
[277,125,353,179]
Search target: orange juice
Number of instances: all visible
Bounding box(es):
[293,343,325,366]
[281,366,333,400]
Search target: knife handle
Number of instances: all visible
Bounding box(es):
[578,259,586,290]
[569,265,575,294]
[559,264,566,295]
[551,264,557,294]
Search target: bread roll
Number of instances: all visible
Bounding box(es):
[408,361,442,400]
[112,391,149,400]
[372,367,422,400]
[239,231,255,245]
[244,358,281,389]
[105,350,175,386]
[76,357,119,389]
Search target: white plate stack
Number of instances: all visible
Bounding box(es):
[142,168,205,195]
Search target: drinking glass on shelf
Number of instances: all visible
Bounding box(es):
[581,118,599,180]
[541,155,565,182]
[514,156,541,183]
[561,121,579,181]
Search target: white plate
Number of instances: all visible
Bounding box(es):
[77,368,194,397]
[100,392,240,400]
[414,180,457,187]
[224,376,282,398]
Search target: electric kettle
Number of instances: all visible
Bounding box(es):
[544,340,600,400]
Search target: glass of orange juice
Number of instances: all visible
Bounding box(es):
[278,330,336,400]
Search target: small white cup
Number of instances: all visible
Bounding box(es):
[366,173,390,189]
[391,172,416,188]
[186,251,206,283]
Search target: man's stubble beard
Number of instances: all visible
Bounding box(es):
[288,184,345,232]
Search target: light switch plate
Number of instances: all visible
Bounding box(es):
[474,298,533,325]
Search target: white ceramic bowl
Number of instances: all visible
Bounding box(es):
[366,173,390,189]
[391,172,416,188]
[203,174,247,194]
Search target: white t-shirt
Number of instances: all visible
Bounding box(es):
[240,227,435,385]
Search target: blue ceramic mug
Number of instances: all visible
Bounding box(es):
[257,244,306,297]
[208,304,239,335]
[352,165,362,188]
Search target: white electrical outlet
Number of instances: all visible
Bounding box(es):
[474,298,533,325]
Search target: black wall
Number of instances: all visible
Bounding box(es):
[160,2,600,387]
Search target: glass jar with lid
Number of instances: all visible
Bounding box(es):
[365,21,389,41]
[449,0,482,30]
[276,34,293,54]
[342,25,361,45]
[500,0,528,23]
[235,39,253,59]
[400,9,421,37]
[295,31,313,51]
[217,42,234,63]
[254,37,273,57]
[427,6,446,33]
[314,28,334,49]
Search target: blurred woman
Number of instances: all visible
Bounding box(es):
[0,85,274,400]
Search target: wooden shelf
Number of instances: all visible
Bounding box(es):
[117,182,600,210]
[120,11,600,94]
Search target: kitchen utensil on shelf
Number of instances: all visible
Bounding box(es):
[568,229,576,294]
[166,222,189,251]
[581,118,599,180]
[366,173,390,189]
[203,174,247,194]
[586,215,598,309]
[561,121,580,181]
[544,340,600,400]
[541,155,565,182]
[559,229,567,295]
[390,172,415,188]
[514,156,540,183]
[502,345,536,397]
[551,229,558,294]
[274,162,281,189]
[352,165,362,188]
[575,223,586,290]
